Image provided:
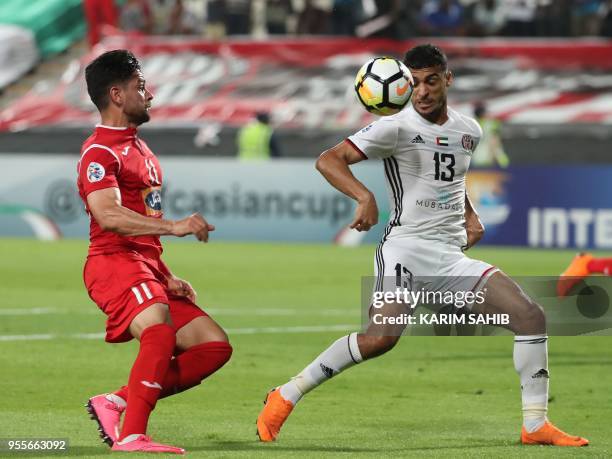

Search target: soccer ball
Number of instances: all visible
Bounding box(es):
[354,57,414,116]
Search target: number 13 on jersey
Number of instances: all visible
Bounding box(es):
[433,152,455,182]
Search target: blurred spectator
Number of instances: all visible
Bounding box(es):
[167,0,200,34]
[393,0,424,39]
[120,0,154,34]
[266,0,294,35]
[297,0,331,35]
[225,0,252,35]
[501,0,538,36]
[420,0,465,36]
[355,0,407,39]
[571,0,604,36]
[83,0,119,47]
[331,0,362,35]
[470,0,506,36]
[91,0,612,39]
[206,0,227,39]
[535,0,572,36]
[601,0,612,35]
[237,112,281,160]
[472,102,509,168]
[120,0,200,36]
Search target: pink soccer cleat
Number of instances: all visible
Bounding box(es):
[86,394,125,446]
[111,435,185,454]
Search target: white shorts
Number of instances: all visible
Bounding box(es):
[373,235,498,300]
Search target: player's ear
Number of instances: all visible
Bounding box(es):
[109,85,123,106]
[445,70,453,87]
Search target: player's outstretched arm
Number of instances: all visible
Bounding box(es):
[87,187,215,241]
[464,191,484,250]
[316,141,378,232]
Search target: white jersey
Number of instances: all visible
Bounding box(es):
[348,105,482,248]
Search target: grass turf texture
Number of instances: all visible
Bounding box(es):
[0,239,610,458]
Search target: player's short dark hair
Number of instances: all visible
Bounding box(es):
[85,50,141,110]
[403,44,448,70]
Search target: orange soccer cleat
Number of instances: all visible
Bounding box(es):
[256,387,295,442]
[556,253,593,297]
[521,421,589,447]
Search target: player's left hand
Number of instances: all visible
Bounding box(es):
[167,276,197,302]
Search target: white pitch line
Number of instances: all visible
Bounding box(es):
[0,334,55,341]
[0,325,358,342]
[0,308,58,315]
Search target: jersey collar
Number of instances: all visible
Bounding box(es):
[409,105,454,129]
[95,124,138,138]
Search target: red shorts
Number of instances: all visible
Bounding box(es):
[83,251,208,343]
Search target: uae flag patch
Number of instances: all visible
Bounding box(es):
[436,137,449,146]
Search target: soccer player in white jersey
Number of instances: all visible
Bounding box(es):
[256,44,588,447]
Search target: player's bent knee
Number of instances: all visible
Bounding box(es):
[210,328,230,343]
[527,302,546,326]
[512,301,546,334]
[176,316,230,350]
[521,301,545,323]
[181,341,233,389]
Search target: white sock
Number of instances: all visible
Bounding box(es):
[279,333,363,405]
[514,335,549,433]
[105,393,127,408]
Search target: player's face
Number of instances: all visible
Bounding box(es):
[123,70,153,126]
[409,66,452,120]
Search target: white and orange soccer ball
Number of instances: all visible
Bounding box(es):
[354,57,414,116]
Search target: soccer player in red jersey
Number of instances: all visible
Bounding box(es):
[78,50,232,454]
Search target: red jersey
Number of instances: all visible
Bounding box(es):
[77,125,164,257]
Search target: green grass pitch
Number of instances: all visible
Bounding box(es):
[0,239,610,458]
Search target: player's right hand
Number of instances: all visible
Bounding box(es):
[172,213,215,242]
[350,193,378,232]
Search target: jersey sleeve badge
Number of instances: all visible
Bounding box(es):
[87,162,106,183]
[462,134,475,152]
[141,186,163,216]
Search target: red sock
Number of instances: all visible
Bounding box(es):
[119,323,176,441]
[160,341,232,398]
[113,341,232,401]
[587,258,612,275]
[114,385,128,402]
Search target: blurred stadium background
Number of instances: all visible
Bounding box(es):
[2,0,612,245]
[1,1,611,457]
